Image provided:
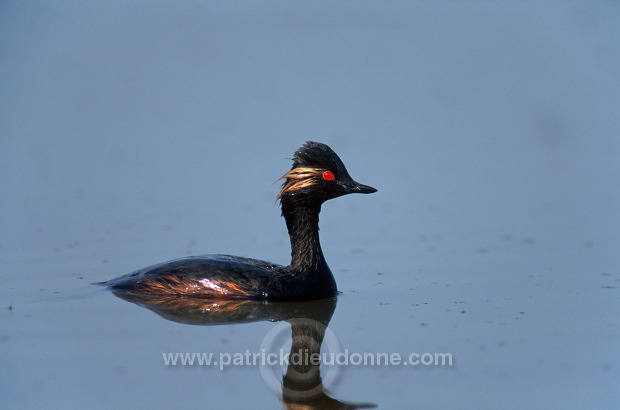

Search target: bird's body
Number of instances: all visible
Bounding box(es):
[103,254,336,300]
[101,142,376,301]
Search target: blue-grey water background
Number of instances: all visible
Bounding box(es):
[2,2,619,409]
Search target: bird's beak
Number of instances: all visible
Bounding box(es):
[343,181,378,194]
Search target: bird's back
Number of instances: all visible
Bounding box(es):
[102,255,283,299]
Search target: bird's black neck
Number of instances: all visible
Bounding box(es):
[281,199,328,275]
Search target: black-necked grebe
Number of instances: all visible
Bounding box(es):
[101,141,376,300]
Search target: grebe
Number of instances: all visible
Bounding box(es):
[101,141,376,300]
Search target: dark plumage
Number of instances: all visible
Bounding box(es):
[100,141,376,301]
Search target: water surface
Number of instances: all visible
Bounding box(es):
[2,2,619,409]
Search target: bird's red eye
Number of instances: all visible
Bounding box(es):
[322,171,335,181]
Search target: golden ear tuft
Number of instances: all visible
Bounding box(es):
[277,167,323,199]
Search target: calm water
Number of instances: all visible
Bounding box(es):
[2,2,619,409]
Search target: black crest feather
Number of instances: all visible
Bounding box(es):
[292,141,349,176]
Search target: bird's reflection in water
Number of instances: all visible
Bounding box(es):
[112,291,376,409]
